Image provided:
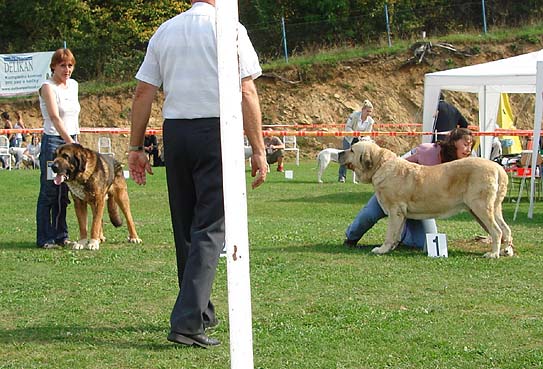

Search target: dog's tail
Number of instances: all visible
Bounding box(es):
[315,154,322,170]
[107,196,123,227]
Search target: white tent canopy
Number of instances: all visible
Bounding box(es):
[422,49,543,217]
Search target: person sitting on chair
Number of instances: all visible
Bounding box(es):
[24,134,41,169]
[144,134,162,167]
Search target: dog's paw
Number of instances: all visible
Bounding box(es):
[73,239,88,250]
[128,236,142,244]
[483,251,500,259]
[502,245,514,257]
[371,246,389,254]
[86,239,100,250]
[318,179,323,183]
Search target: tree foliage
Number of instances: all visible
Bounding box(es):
[240,0,543,60]
[0,0,189,81]
[0,1,541,81]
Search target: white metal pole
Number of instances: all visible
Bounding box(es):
[481,0,488,34]
[216,2,255,368]
[528,59,543,218]
[281,16,289,63]
[384,3,392,48]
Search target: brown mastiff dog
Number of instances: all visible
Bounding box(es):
[339,141,513,258]
[52,143,142,250]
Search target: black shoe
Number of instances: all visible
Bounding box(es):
[41,242,61,249]
[56,239,75,247]
[204,318,219,330]
[167,332,220,348]
[343,239,359,248]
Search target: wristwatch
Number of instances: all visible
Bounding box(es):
[129,145,144,152]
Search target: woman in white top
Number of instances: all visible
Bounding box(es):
[338,99,374,182]
[24,134,41,169]
[36,48,80,249]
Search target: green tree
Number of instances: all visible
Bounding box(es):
[1,1,542,80]
[0,0,189,81]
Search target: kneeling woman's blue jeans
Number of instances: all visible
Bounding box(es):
[345,194,437,249]
[338,138,351,181]
[36,134,73,247]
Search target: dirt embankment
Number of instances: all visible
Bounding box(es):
[1,41,540,161]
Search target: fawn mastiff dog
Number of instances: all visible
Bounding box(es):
[339,141,513,258]
[52,143,141,250]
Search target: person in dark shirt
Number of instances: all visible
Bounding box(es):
[264,129,285,172]
[143,134,162,166]
[432,93,469,142]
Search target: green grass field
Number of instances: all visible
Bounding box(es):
[1,161,542,369]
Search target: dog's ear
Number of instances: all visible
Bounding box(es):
[360,147,373,171]
[73,150,87,173]
[54,146,62,158]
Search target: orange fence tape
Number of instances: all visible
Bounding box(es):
[0,127,540,137]
[263,123,424,129]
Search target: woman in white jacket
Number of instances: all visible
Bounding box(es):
[338,99,374,182]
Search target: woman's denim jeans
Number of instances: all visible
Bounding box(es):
[345,194,437,249]
[36,134,72,246]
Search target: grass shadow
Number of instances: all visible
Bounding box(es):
[267,241,489,259]
[0,241,38,250]
[0,324,179,351]
[278,192,372,204]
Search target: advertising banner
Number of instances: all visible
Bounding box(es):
[0,51,54,96]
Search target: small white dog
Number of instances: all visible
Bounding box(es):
[317,148,340,183]
[244,146,253,159]
[9,147,38,169]
[316,148,357,183]
[8,147,26,169]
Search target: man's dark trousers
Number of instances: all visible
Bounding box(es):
[163,118,224,335]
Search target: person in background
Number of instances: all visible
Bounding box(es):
[128,0,267,348]
[24,134,41,169]
[344,128,474,249]
[144,134,162,166]
[36,48,80,249]
[432,92,469,142]
[264,128,285,172]
[13,111,26,147]
[338,99,374,182]
[1,112,15,147]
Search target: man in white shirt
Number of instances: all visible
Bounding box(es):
[128,0,267,348]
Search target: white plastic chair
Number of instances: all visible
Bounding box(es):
[0,135,11,170]
[283,135,300,166]
[97,137,114,157]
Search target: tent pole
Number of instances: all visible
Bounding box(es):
[528,59,543,218]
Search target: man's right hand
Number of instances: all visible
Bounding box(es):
[250,152,267,189]
[128,151,153,185]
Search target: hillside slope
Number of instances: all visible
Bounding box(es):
[1,41,540,160]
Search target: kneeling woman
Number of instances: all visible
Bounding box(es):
[343,128,474,249]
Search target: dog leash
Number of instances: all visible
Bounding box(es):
[55,185,63,231]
